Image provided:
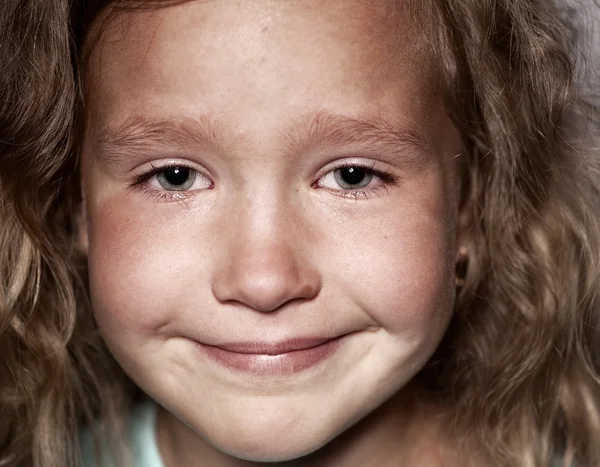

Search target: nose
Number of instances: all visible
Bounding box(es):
[211,215,321,313]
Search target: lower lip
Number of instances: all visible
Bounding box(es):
[197,338,345,376]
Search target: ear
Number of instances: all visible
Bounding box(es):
[455,205,472,261]
[455,172,473,263]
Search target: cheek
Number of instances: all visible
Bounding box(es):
[86,198,206,338]
[325,187,456,342]
[376,219,452,325]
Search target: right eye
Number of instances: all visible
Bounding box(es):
[132,163,214,197]
[155,166,198,191]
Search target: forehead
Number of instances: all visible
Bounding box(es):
[84,0,443,149]
[87,0,433,67]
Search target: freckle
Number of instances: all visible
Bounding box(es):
[262,26,268,33]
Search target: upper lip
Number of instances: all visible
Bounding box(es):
[207,336,341,355]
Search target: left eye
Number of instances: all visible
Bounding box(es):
[319,166,378,191]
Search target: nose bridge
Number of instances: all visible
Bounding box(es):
[238,196,298,271]
[212,187,320,312]
[234,180,298,251]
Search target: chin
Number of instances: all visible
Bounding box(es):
[212,437,329,463]
[217,446,316,463]
[198,417,340,463]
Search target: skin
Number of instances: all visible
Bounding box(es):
[80,1,470,465]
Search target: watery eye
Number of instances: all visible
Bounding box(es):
[333,166,373,190]
[156,167,197,191]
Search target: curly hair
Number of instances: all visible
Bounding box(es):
[0,0,599,466]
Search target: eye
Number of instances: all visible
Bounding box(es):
[156,166,197,191]
[131,163,214,199]
[317,164,397,194]
[333,166,373,190]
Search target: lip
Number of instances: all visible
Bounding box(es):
[196,336,347,376]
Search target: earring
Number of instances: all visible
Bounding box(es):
[455,246,468,289]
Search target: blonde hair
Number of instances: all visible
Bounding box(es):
[0,0,599,466]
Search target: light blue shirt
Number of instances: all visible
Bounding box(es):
[80,399,164,467]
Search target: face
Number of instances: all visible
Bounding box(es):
[81,0,464,462]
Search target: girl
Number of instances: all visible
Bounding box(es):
[1,0,599,466]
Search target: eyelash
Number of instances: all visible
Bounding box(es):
[129,161,400,202]
[313,162,400,200]
[128,162,208,202]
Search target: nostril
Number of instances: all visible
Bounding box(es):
[212,264,321,313]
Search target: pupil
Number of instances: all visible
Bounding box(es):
[164,167,189,186]
[340,167,365,185]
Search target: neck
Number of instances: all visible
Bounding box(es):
[155,389,475,467]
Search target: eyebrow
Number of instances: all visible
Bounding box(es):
[94,114,227,164]
[92,111,433,167]
[283,112,432,163]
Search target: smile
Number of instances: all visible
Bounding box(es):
[196,336,348,376]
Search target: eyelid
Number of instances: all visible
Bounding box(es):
[128,160,214,201]
[133,160,211,183]
[314,160,399,186]
[313,160,400,200]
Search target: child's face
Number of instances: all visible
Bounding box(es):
[81,0,464,462]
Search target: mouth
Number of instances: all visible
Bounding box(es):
[196,335,348,376]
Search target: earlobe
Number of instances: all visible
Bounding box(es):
[455,173,474,290]
[455,192,472,289]
[455,203,473,257]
